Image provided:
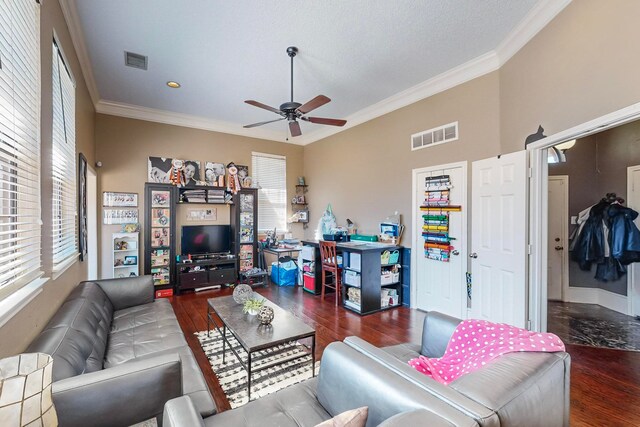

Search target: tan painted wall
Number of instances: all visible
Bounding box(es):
[500,0,640,152]
[95,114,304,278]
[0,0,96,357]
[303,72,501,246]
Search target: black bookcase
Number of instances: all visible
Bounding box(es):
[230,188,258,273]
[144,183,177,292]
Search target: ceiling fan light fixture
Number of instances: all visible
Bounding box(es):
[166,81,181,88]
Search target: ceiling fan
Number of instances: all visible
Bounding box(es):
[243,46,347,137]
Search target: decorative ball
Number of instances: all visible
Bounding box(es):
[233,284,253,304]
[257,305,275,325]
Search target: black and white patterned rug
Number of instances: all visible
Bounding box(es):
[195,330,319,408]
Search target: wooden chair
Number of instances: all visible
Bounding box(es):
[319,240,342,305]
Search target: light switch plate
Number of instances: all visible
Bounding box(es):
[570,216,577,225]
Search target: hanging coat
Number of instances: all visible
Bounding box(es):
[607,204,640,264]
[570,201,609,271]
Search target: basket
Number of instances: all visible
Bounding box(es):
[381,250,391,264]
[389,250,400,264]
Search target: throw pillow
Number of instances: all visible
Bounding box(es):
[315,407,368,427]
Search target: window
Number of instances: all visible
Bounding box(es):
[51,40,77,273]
[252,152,287,232]
[0,0,42,301]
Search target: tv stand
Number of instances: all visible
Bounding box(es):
[176,256,238,294]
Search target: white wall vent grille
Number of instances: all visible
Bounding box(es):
[124,51,148,70]
[411,122,458,151]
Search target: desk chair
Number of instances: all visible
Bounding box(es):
[319,241,342,306]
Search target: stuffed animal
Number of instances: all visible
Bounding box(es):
[227,162,241,194]
[169,159,185,187]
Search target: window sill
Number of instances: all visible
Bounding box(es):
[0,277,49,328]
[51,253,79,281]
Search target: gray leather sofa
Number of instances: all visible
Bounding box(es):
[162,340,479,427]
[347,311,571,427]
[26,276,216,427]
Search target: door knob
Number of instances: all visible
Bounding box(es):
[452,250,460,256]
[555,246,564,251]
[469,253,478,259]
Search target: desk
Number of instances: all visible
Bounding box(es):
[263,246,302,285]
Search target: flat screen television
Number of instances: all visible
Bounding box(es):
[181,225,231,255]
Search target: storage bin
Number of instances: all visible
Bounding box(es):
[303,273,315,293]
[350,234,378,242]
[381,250,390,264]
[301,245,315,260]
[389,250,400,264]
[381,273,393,285]
[344,270,361,287]
[271,261,297,286]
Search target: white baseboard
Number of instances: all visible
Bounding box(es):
[567,286,629,315]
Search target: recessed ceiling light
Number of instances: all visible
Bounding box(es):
[166,81,181,88]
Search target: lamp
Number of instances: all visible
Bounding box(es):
[548,139,577,164]
[0,353,57,426]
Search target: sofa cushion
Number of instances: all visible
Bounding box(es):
[203,379,331,427]
[27,282,113,380]
[105,299,187,367]
[381,343,421,363]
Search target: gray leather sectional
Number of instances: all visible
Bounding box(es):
[162,311,571,427]
[26,276,216,427]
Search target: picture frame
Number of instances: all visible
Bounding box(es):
[103,192,138,207]
[103,208,138,225]
[296,209,309,222]
[148,157,173,183]
[78,153,88,261]
[124,256,137,265]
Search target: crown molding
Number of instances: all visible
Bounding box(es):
[95,100,297,144]
[298,51,500,145]
[495,0,572,65]
[59,0,100,106]
[76,0,570,146]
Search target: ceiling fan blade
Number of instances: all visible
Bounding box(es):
[296,95,331,114]
[243,118,286,128]
[304,116,347,127]
[245,100,282,114]
[289,121,302,137]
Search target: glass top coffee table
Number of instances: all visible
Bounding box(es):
[206,295,316,400]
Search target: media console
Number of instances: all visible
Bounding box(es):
[176,256,238,293]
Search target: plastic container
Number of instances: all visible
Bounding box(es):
[389,250,400,264]
[350,234,378,242]
[303,273,315,293]
[344,270,361,287]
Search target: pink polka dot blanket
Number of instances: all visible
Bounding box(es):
[408,319,565,385]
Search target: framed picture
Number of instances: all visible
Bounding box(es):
[296,195,306,204]
[151,190,170,207]
[204,162,225,187]
[103,192,138,207]
[183,160,201,187]
[296,209,309,222]
[148,157,173,183]
[78,153,88,261]
[186,208,217,221]
[124,256,137,265]
[103,208,138,224]
[152,208,171,226]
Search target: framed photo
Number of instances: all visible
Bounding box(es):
[183,160,201,187]
[103,192,138,207]
[103,208,138,224]
[296,209,309,223]
[186,208,217,221]
[296,195,306,204]
[78,153,88,261]
[148,157,173,183]
[124,256,137,265]
[152,208,171,226]
[151,190,170,207]
[204,162,225,187]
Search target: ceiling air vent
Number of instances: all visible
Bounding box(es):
[410,122,458,151]
[124,51,148,70]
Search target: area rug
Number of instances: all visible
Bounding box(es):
[195,330,320,408]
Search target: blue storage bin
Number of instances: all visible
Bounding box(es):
[271,261,297,286]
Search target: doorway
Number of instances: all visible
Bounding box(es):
[87,167,98,280]
[627,165,640,317]
[411,162,467,319]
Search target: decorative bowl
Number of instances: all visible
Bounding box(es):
[233,284,253,304]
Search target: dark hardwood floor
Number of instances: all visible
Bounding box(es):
[170,285,640,426]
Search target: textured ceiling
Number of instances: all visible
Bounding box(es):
[73,0,539,140]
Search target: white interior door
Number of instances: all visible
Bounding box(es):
[87,168,98,280]
[547,176,568,301]
[471,151,528,328]
[628,166,640,317]
[413,163,467,319]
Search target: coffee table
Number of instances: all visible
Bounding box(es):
[206,295,316,400]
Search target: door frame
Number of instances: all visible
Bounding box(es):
[627,165,640,316]
[547,175,569,302]
[411,161,468,312]
[86,166,98,280]
[528,101,640,332]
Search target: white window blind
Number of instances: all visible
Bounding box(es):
[0,0,42,300]
[252,152,287,232]
[52,41,77,272]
